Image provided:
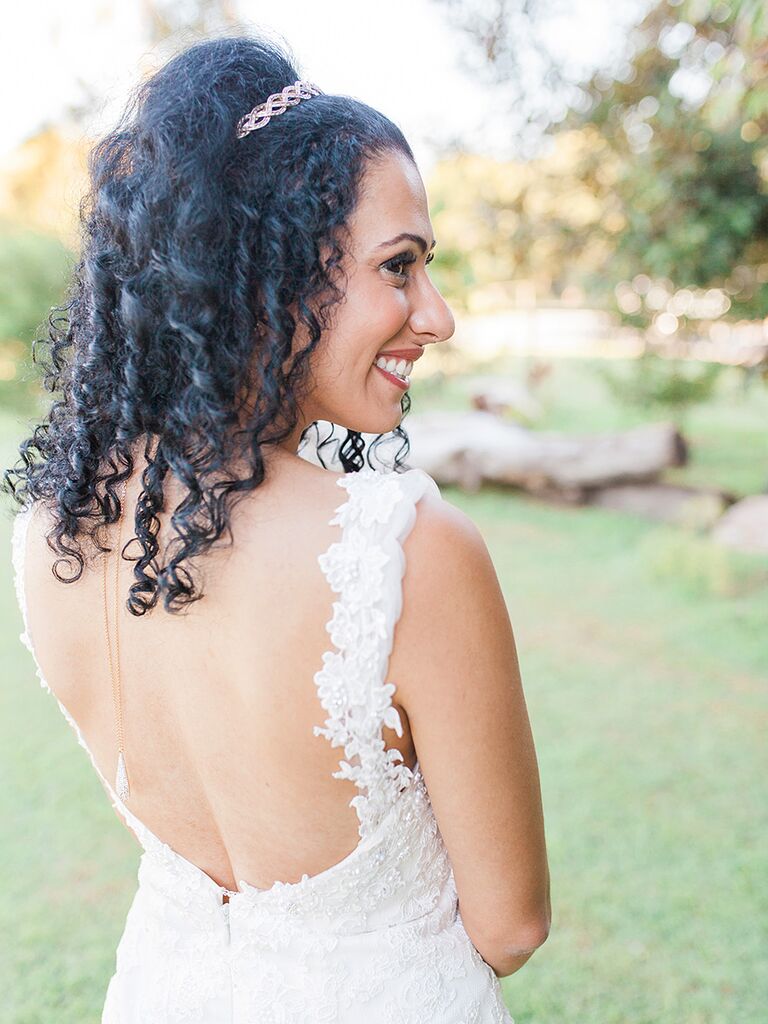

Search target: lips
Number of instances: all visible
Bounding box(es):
[373,362,410,390]
[375,349,422,361]
[373,355,413,380]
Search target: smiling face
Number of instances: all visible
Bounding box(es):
[287,149,455,446]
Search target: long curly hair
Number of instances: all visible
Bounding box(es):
[2,33,416,616]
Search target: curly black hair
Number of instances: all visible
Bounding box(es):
[2,33,417,617]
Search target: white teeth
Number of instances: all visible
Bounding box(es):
[374,356,413,381]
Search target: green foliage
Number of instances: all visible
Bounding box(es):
[569,0,768,335]
[605,128,767,316]
[639,521,768,598]
[0,220,71,345]
[0,221,72,413]
[596,352,724,415]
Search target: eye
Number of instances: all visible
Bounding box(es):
[382,250,435,282]
[383,252,416,280]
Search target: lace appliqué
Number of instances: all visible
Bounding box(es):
[313,467,414,837]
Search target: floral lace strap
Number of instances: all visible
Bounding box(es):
[312,466,441,837]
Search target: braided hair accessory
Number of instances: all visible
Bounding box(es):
[236,80,323,139]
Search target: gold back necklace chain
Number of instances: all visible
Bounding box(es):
[103,473,130,802]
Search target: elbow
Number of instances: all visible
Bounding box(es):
[502,916,551,958]
[479,918,551,979]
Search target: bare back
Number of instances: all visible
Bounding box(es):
[19,450,417,893]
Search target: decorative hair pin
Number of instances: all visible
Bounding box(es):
[236,80,323,139]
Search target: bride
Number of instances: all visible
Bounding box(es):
[6,31,550,1023]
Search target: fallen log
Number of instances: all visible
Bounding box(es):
[710,495,768,555]
[587,483,733,526]
[402,410,687,496]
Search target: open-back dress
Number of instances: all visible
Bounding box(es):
[10,464,514,1023]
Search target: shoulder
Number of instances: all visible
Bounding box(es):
[389,477,499,641]
[401,476,488,571]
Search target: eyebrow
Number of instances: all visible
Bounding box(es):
[374,232,437,254]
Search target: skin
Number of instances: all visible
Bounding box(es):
[270,148,456,458]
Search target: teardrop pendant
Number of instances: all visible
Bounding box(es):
[115,750,130,801]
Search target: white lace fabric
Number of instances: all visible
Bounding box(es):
[10,465,514,1023]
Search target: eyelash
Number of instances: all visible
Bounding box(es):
[383,250,435,281]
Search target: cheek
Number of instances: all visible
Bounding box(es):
[363,288,409,350]
[309,279,409,391]
[335,293,407,371]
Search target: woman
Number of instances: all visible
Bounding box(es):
[5,33,550,1023]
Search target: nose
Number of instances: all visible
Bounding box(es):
[409,272,455,346]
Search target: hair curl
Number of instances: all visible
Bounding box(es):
[2,33,417,616]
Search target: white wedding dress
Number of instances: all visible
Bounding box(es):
[11,464,515,1023]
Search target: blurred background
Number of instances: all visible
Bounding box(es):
[1,1,766,1021]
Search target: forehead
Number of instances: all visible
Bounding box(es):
[350,151,432,243]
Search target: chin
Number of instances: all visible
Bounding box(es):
[335,406,403,437]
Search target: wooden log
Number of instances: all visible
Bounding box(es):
[711,495,768,555]
[403,411,687,496]
[587,483,733,526]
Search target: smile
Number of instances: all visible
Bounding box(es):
[373,356,413,386]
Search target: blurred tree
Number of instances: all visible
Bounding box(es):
[594,351,722,424]
[431,0,768,386]
[0,222,71,411]
[570,0,768,340]
[140,0,241,47]
[0,128,91,248]
[432,0,653,156]
[427,128,618,309]
[433,0,578,155]
[0,223,70,344]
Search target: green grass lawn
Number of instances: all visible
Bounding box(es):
[2,358,766,1023]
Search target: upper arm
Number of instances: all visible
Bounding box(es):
[393,492,551,965]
